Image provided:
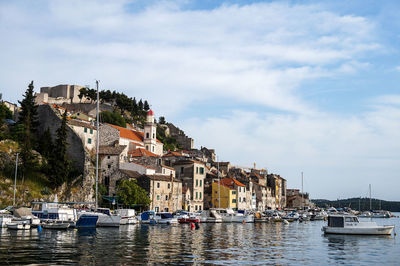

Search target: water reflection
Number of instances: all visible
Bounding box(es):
[0,216,399,265]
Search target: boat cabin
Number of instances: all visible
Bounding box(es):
[327,215,359,227]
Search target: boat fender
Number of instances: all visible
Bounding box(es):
[190,223,195,230]
[37,225,42,232]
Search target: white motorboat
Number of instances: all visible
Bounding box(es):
[12,207,41,227]
[322,215,395,235]
[7,221,31,230]
[117,209,138,225]
[214,208,254,223]
[0,214,13,228]
[32,202,77,223]
[198,210,222,223]
[79,208,121,227]
[155,212,178,224]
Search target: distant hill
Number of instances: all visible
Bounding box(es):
[312,197,400,212]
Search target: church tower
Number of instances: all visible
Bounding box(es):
[144,110,157,153]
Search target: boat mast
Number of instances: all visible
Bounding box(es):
[369,184,371,210]
[95,80,100,211]
[218,156,220,209]
[13,152,19,206]
[301,172,303,210]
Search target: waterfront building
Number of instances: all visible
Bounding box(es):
[173,160,206,212]
[286,189,312,209]
[134,173,182,213]
[211,178,247,210]
[99,145,127,195]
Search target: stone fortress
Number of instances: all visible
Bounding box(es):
[35,84,89,105]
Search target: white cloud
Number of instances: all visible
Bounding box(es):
[0,1,378,116]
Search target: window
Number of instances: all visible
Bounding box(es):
[152,146,154,152]
[195,192,198,199]
[84,127,87,133]
[163,169,165,174]
[199,205,202,211]
[243,198,246,202]
[146,132,149,138]
[107,164,111,169]
[107,156,110,159]
[153,133,155,138]
[181,167,184,174]
[90,129,93,134]
[146,145,149,150]
[232,191,236,195]
[239,187,241,192]
[88,138,92,144]
[196,167,199,174]
[239,197,241,202]
[200,167,204,174]
[199,192,202,199]
[157,195,160,200]
[155,207,159,212]
[195,205,198,211]
[244,187,246,193]
[168,183,170,189]
[157,182,160,188]
[200,180,202,187]
[165,195,168,200]
[232,199,237,203]
[196,179,198,187]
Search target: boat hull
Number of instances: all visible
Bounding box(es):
[323,225,394,235]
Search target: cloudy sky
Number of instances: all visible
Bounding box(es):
[1,0,400,200]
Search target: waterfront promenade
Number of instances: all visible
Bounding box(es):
[1,215,399,265]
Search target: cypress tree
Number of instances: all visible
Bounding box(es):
[143,100,150,111]
[18,81,39,172]
[48,111,70,188]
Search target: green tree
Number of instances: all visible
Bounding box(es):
[143,100,150,111]
[18,81,39,172]
[158,116,166,124]
[38,127,53,159]
[0,103,12,126]
[48,111,70,187]
[116,179,151,208]
[101,111,126,127]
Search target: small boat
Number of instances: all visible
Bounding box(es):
[322,215,395,235]
[138,211,157,224]
[214,208,254,223]
[42,220,70,229]
[0,214,13,228]
[7,221,31,230]
[177,212,201,224]
[198,210,222,223]
[155,212,178,224]
[75,214,99,228]
[117,209,138,225]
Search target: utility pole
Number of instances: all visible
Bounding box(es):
[95,80,100,211]
[301,172,304,210]
[13,153,19,206]
[369,184,372,210]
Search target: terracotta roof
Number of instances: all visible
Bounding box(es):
[99,145,126,155]
[68,119,96,130]
[128,161,158,170]
[108,124,161,143]
[128,148,158,157]
[219,178,246,189]
[163,151,183,157]
[213,181,233,190]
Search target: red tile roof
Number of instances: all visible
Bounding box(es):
[219,178,246,189]
[108,124,162,143]
[128,148,158,157]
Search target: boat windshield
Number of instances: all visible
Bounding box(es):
[160,213,173,219]
[345,217,358,223]
[328,216,344,227]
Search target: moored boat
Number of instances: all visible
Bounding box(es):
[7,221,31,230]
[322,215,394,235]
[42,220,70,229]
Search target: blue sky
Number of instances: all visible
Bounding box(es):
[1,0,400,200]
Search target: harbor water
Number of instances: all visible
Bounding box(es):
[1,215,399,265]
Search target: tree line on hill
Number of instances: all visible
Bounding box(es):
[312,197,400,212]
[0,82,158,208]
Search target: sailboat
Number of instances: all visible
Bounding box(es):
[77,81,121,227]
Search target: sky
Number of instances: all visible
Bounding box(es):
[1,0,400,200]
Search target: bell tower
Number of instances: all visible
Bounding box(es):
[144,110,157,153]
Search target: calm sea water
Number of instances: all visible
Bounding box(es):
[1,215,400,265]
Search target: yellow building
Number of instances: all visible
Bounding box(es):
[211,182,236,209]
